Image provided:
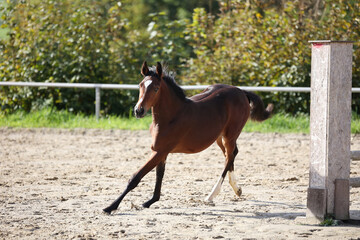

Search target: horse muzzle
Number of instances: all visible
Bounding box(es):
[134,105,145,118]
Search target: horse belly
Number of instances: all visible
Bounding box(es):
[171,135,218,154]
[171,116,225,154]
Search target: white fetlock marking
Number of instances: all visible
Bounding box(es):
[228,171,242,197]
[205,176,224,202]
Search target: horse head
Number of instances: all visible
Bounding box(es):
[134,61,162,118]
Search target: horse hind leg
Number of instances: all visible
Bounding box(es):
[216,136,226,156]
[204,137,226,202]
[205,138,239,202]
[228,147,242,197]
[205,174,224,202]
[214,143,242,198]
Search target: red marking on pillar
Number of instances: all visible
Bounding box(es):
[312,43,323,48]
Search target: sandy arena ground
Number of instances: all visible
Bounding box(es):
[1,127,360,239]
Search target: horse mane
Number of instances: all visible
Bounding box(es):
[148,65,187,101]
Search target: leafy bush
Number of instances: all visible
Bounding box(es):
[182,0,360,114]
[0,0,359,115]
[0,0,194,115]
[0,0,127,114]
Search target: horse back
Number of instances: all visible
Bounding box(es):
[190,84,238,102]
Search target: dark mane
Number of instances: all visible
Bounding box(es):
[149,65,187,101]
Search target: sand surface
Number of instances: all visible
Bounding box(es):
[1,128,360,239]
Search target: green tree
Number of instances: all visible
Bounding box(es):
[1,0,359,116]
[0,0,211,115]
[183,0,360,114]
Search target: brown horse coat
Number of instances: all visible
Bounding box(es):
[103,62,273,213]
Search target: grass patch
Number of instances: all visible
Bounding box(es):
[351,113,360,134]
[319,216,340,226]
[0,108,152,130]
[244,113,309,133]
[1,108,360,134]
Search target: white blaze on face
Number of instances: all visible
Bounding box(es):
[144,79,152,89]
[135,97,143,111]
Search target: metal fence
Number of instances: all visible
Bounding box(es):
[1,81,360,119]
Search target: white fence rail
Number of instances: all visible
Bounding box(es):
[1,81,360,119]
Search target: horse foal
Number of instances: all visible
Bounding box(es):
[103,61,273,214]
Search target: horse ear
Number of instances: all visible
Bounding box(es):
[156,62,162,79]
[141,61,149,76]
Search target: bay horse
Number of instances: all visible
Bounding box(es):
[103,61,273,214]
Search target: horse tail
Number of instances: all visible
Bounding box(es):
[244,90,274,122]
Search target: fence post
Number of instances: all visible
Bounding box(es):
[95,87,100,120]
[307,40,353,222]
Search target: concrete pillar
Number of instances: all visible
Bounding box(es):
[307,40,353,221]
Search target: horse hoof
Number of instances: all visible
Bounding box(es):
[142,202,151,208]
[204,200,215,206]
[236,188,242,197]
[103,207,113,214]
[204,197,215,205]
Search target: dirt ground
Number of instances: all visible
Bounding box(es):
[1,127,360,240]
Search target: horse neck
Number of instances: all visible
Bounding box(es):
[152,81,185,124]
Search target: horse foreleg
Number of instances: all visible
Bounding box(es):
[103,151,165,214]
[142,160,166,208]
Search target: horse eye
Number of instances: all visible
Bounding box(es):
[154,87,159,93]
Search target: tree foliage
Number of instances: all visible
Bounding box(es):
[0,0,359,115]
[182,0,360,113]
[0,0,133,114]
[0,0,196,115]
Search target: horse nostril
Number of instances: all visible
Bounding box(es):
[135,106,145,118]
[139,107,144,115]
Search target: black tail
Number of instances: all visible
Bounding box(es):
[245,91,274,122]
